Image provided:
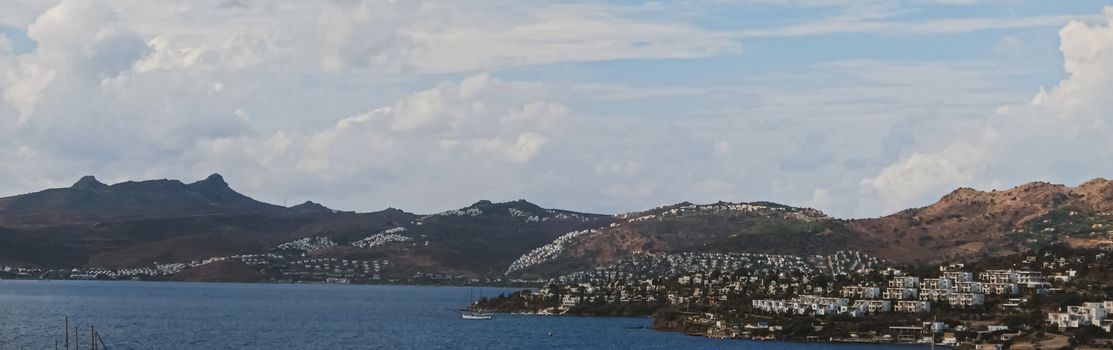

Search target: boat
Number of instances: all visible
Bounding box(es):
[461,311,494,320]
[459,289,494,320]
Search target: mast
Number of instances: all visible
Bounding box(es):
[96,331,107,350]
[64,317,69,350]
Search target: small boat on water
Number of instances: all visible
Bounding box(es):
[461,311,494,320]
[459,288,494,320]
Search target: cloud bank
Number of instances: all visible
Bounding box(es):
[1,0,1110,218]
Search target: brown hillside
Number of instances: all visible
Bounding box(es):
[173,260,267,283]
[849,178,1113,263]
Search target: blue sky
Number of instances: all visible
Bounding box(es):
[1,0,1112,218]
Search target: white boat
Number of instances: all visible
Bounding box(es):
[461,312,493,320]
[460,288,494,320]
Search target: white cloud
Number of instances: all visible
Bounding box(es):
[861,7,1113,214]
[316,0,419,72]
[731,14,1091,38]
[181,73,567,208]
[0,34,11,55]
[860,142,983,212]
[401,4,741,73]
[807,188,833,211]
[2,0,147,124]
[0,1,56,29]
[0,0,1106,220]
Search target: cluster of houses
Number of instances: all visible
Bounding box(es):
[508,202,836,277]
[351,228,413,249]
[550,251,829,286]
[1,252,398,283]
[0,255,238,280]
[68,267,167,279]
[411,271,466,281]
[279,257,390,281]
[0,265,46,278]
[499,253,1083,348]
[752,266,1048,318]
[506,229,598,274]
[506,207,594,223]
[616,202,827,221]
[1048,301,1113,332]
[276,236,337,252]
[821,250,886,276]
[432,201,595,224]
[436,207,484,217]
[518,251,886,313]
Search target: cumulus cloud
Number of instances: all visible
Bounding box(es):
[0,0,1107,219]
[861,7,1113,214]
[0,34,11,54]
[316,0,418,72]
[401,4,741,73]
[2,0,147,124]
[185,73,568,209]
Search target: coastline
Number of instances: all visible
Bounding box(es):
[492,310,941,348]
[0,274,541,289]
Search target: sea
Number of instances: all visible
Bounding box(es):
[0,280,931,349]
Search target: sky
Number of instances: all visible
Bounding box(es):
[1,0,1112,218]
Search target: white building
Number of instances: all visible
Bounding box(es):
[980,270,1048,289]
[889,276,921,289]
[955,281,985,294]
[922,278,953,290]
[1047,302,1113,331]
[895,300,932,313]
[853,299,892,314]
[752,295,849,316]
[947,293,985,307]
[988,282,1019,294]
[884,287,919,300]
[840,286,881,299]
[560,295,581,310]
[920,288,951,302]
[942,271,974,282]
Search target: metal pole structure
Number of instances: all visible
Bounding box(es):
[74,326,79,350]
[90,326,96,350]
[96,331,108,350]
[64,317,69,350]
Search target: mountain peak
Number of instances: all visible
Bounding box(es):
[194,173,228,187]
[463,199,539,210]
[940,186,998,202]
[72,176,108,190]
[288,200,334,214]
[1078,177,1111,189]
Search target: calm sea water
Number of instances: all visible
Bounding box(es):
[0,280,929,349]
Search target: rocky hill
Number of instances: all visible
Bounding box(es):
[848,178,1113,263]
[507,179,1113,278]
[507,201,862,278]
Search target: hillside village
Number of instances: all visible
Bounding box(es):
[477,247,1113,349]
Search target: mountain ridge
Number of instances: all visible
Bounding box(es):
[2,174,1112,280]
[0,173,284,224]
